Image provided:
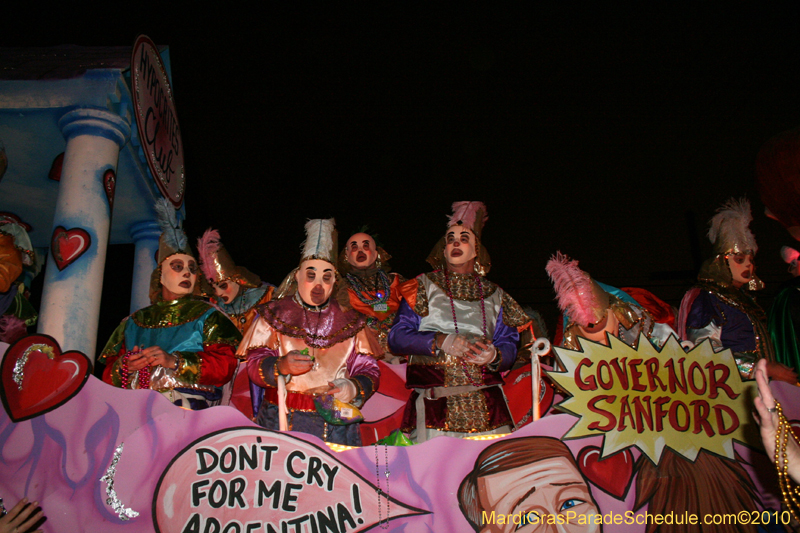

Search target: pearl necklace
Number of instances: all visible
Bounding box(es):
[442,269,487,387]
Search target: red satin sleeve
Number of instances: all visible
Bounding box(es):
[101,350,123,386]
[197,343,239,386]
[621,286,676,329]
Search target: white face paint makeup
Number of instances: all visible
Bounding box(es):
[346,233,378,270]
[727,252,754,288]
[213,279,240,303]
[161,254,198,297]
[444,225,477,268]
[295,259,335,306]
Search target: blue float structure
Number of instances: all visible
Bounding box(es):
[0,45,182,360]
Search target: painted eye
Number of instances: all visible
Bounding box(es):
[560,499,584,512]
[219,282,228,290]
[515,511,539,531]
[188,262,198,274]
[323,274,333,283]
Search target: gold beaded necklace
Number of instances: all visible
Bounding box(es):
[772,401,800,521]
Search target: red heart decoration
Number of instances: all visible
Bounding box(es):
[48,152,64,181]
[103,169,116,209]
[1,334,91,422]
[577,446,634,500]
[51,226,91,271]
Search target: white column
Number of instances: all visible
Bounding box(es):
[38,108,130,360]
[129,221,160,313]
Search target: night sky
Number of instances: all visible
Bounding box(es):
[4,5,800,354]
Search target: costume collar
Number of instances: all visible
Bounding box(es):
[218,284,269,315]
[257,297,366,349]
[426,269,498,301]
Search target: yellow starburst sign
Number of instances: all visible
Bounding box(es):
[547,334,758,464]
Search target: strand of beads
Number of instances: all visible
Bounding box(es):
[375,441,390,529]
[442,269,486,387]
[774,401,800,522]
[120,351,151,390]
[346,270,391,307]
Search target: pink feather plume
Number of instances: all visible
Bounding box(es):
[447,201,488,230]
[781,246,800,264]
[545,252,601,327]
[0,315,27,344]
[197,228,221,281]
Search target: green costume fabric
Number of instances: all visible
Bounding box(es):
[769,277,800,374]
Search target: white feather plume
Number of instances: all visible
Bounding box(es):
[301,218,335,261]
[707,198,757,254]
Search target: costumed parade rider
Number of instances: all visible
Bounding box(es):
[336,228,416,362]
[99,200,242,409]
[768,246,800,375]
[198,228,274,334]
[388,202,532,442]
[240,219,380,446]
[546,252,679,351]
[197,228,275,418]
[677,198,797,383]
[0,215,38,344]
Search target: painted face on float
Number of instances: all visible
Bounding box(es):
[213,279,240,304]
[160,254,198,297]
[477,456,600,533]
[726,252,755,288]
[295,259,335,306]
[346,233,378,270]
[444,225,477,267]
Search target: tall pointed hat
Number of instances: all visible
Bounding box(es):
[274,218,338,299]
[197,228,260,288]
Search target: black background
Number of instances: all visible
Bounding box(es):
[4,4,800,357]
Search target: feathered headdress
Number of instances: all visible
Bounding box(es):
[447,201,488,238]
[300,218,337,264]
[273,218,339,300]
[197,228,221,281]
[154,198,191,264]
[197,228,260,288]
[708,198,758,255]
[546,252,608,327]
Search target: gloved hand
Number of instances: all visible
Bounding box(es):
[328,378,357,403]
[441,333,471,357]
[467,342,497,365]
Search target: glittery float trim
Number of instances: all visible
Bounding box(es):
[13,343,54,390]
[100,443,140,521]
